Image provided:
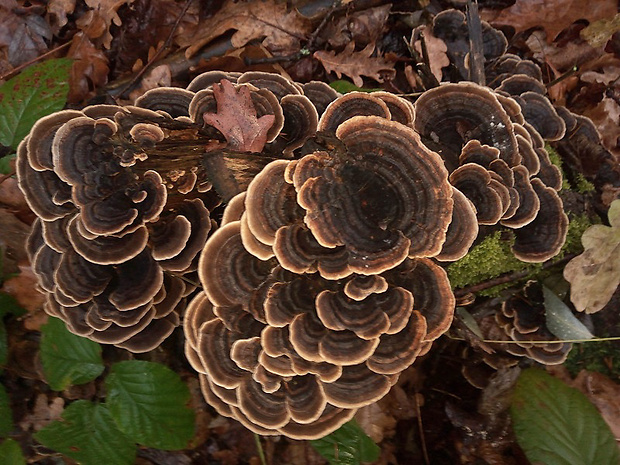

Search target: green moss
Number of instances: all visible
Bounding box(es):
[574,173,596,193]
[560,214,593,256]
[545,144,570,191]
[447,231,531,290]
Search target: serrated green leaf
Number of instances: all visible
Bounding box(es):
[511,368,620,465]
[310,420,380,465]
[106,360,195,450]
[0,439,25,465]
[35,400,135,465]
[40,317,104,391]
[543,285,594,340]
[0,384,11,437]
[0,58,71,149]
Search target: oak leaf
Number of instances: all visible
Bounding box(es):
[563,199,620,313]
[181,0,312,58]
[0,1,51,67]
[203,79,275,153]
[314,42,396,88]
[75,0,134,49]
[66,32,109,103]
[482,0,617,43]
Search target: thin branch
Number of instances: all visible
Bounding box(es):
[453,254,577,298]
[115,0,195,99]
[0,39,73,82]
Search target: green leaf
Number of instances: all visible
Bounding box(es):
[310,420,380,465]
[511,368,620,465]
[0,293,26,318]
[40,317,104,391]
[543,285,594,340]
[0,155,14,175]
[0,439,25,465]
[0,58,71,149]
[106,360,195,450]
[328,80,381,94]
[35,400,136,465]
[0,384,11,437]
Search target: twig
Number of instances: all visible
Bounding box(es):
[413,392,430,465]
[546,65,578,88]
[254,433,267,465]
[466,0,485,85]
[453,254,576,298]
[0,40,73,82]
[115,0,195,99]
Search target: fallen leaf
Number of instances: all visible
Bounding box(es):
[526,30,603,72]
[46,0,76,34]
[581,14,620,48]
[66,32,109,103]
[571,370,620,442]
[564,199,620,313]
[1,265,46,313]
[128,64,171,102]
[75,0,135,49]
[0,1,51,67]
[482,0,617,43]
[314,41,396,88]
[322,4,392,49]
[582,96,620,158]
[19,394,64,432]
[181,0,312,59]
[412,26,449,83]
[203,80,275,153]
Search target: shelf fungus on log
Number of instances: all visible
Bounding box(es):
[414,81,568,262]
[184,95,458,438]
[461,281,572,388]
[17,70,328,352]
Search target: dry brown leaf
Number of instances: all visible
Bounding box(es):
[581,14,620,48]
[571,370,620,442]
[128,64,172,102]
[181,0,312,59]
[203,80,275,153]
[66,32,109,103]
[582,96,620,158]
[46,0,76,34]
[1,265,46,313]
[314,41,396,87]
[413,26,449,83]
[19,394,64,432]
[322,4,392,49]
[75,0,134,49]
[564,199,620,314]
[526,30,603,72]
[0,1,51,67]
[482,0,617,43]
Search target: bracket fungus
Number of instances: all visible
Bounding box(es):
[17,70,325,352]
[17,9,591,440]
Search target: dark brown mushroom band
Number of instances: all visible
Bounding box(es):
[18,15,593,439]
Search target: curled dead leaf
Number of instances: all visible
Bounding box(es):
[203,80,275,153]
[314,42,396,87]
[482,0,617,43]
[564,199,620,313]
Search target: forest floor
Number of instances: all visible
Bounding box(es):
[0,0,619,464]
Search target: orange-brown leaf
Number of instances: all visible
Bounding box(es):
[181,0,312,58]
[482,0,617,43]
[314,42,396,87]
[203,80,275,153]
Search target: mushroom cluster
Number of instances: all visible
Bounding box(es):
[184,92,458,438]
[17,71,335,352]
[462,281,572,389]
